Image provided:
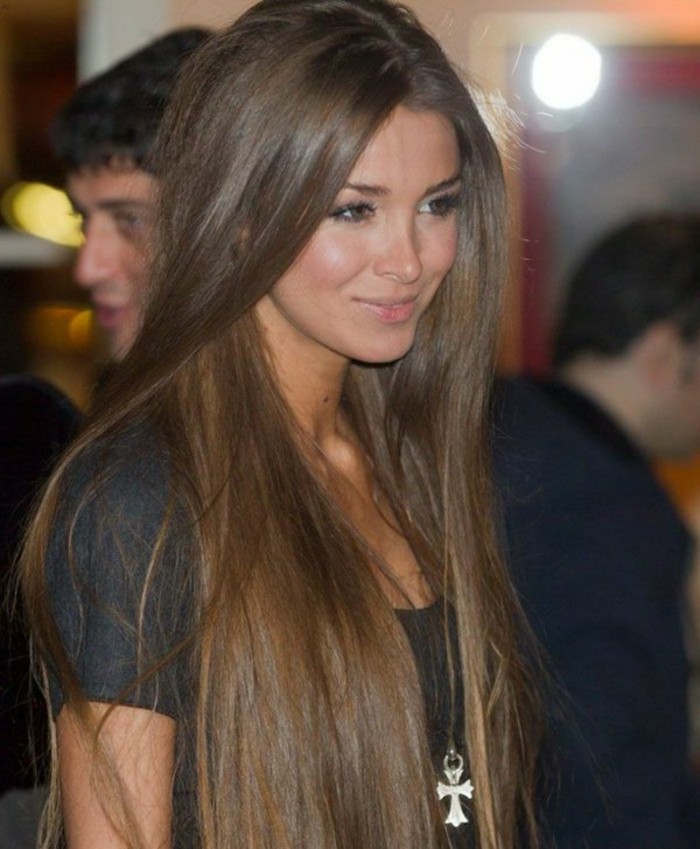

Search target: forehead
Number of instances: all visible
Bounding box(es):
[349,107,459,185]
[66,165,159,208]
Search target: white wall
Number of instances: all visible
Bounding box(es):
[78,0,170,78]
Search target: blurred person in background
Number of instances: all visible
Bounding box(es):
[0,27,211,849]
[496,214,700,848]
[50,27,211,362]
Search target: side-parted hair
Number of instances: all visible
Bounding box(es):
[25,1,541,847]
[554,213,700,367]
[50,27,211,173]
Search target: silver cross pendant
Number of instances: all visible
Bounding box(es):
[437,750,473,827]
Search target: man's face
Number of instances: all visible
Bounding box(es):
[644,328,700,459]
[67,165,159,361]
[665,335,700,458]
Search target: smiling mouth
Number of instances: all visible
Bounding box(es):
[356,295,419,323]
[93,304,127,330]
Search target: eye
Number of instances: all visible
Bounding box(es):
[419,192,462,218]
[114,211,150,240]
[115,212,138,230]
[329,202,376,223]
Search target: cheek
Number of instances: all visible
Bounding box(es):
[675,384,700,444]
[125,248,151,292]
[424,225,459,287]
[443,226,459,268]
[296,231,367,291]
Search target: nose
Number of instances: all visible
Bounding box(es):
[72,221,118,290]
[374,220,422,284]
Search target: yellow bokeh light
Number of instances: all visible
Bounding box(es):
[25,305,95,354]
[1,182,83,248]
[69,309,95,350]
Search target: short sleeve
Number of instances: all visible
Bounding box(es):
[45,429,195,720]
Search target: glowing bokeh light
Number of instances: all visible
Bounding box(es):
[532,34,602,110]
[25,305,95,353]
[69,309,95,350]
[1,182,83,248]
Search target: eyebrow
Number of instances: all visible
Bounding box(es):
[68,197,155,216]
[343,174,462,198]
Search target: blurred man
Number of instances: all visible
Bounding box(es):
[496,214,700,848]
[51,27,211,360]
[0,30,213,849]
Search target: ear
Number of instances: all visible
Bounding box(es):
[631,320,685,390]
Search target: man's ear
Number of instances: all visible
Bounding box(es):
[631,320,685,390]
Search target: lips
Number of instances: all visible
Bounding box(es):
[356,294,419,323]
[93,303,127,330]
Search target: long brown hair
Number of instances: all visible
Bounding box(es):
[22,1,541,846]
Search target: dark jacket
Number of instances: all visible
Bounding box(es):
[0,375,80,793]
[495,376,698,849]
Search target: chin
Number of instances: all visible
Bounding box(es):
[353,339,416,366]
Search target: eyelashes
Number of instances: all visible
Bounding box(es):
[328,191,462,224]
[329,201,376,223]
[421,191,462,217]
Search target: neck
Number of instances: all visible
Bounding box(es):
[270,347,351,448]
[557,356,649,455]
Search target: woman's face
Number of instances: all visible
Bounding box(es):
[255,106,461,370]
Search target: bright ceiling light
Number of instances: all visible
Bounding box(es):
[532,34,602,110]
[1,182,83,248]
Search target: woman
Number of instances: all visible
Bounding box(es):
[22,0,541,846]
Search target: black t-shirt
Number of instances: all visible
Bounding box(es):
[47,429,193,720]
[398,605,472,848]
[46,430,472,847]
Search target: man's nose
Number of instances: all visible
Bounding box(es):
[72,223,117,289]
